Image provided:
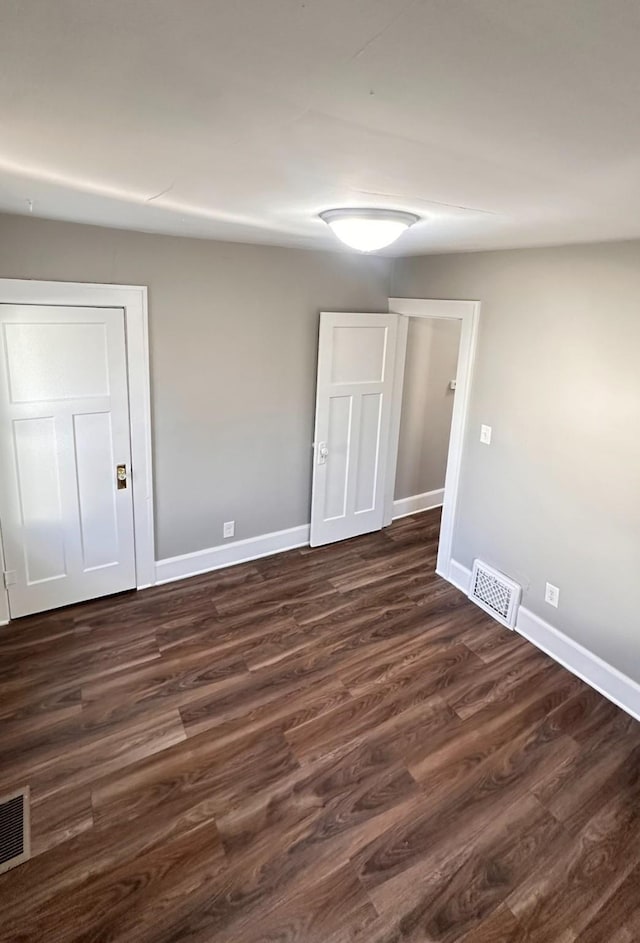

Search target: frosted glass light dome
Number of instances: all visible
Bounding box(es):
[320,208,419,252]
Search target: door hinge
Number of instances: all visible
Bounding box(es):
[3,571,16,588]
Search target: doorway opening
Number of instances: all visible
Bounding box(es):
[387,298,480,581]
[392,315,462,522]
[309,298,480,583]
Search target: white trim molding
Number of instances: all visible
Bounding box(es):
[516,607,640,723]
[0,279,155,622]
[393,489,444,520]
[387,298,481,582]
[155,524,310,585]
[383,313,409,527]
[448,558,473,594]
[446,560,640,723]
[0,526,8,625]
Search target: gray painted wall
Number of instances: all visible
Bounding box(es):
[395,317,460,500]
[392,241,640,681]
[4,212,637,684]
[0,213,391,558]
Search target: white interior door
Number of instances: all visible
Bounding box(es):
[310,311,404,547]
[0,305,136,618]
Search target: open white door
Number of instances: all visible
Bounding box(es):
[310,312,406,547]
[0,304,137,618]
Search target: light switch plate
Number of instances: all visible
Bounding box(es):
[480,424,492,445]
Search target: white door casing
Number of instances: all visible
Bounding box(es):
[310,312,404,547]
[0,304,137,617]
[386,298,481,581]
[0,279,154,626]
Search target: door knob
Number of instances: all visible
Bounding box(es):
[317,442,329,465]
[116,464,127,489]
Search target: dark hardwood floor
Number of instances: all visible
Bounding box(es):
[0,508,639,942]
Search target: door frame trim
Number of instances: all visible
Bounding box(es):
[386,297,481,582]
[0,279,155,624]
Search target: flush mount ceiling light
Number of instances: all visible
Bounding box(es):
[319,208,419,252]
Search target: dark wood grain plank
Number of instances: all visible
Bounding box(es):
[30,786,94,857]
[507,771,640,941]
[0,511,636,943]
[387,796,563,942]
[453,905,525,942]
[579,861,640,943]
[92,724,298,828]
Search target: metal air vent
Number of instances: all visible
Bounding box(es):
[469,560,521,630]
[0,787,30,875]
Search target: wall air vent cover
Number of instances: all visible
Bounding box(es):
[0,787,30,875]
[469,560,521,630]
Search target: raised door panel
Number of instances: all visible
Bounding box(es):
[12,417,67,585]
[324,395,352,521]
[73,412,120,571]
[4,321,110,402]
[353,393,383,515]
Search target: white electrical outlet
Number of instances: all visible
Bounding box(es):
[545,582,560,608]
[223,521,235,539]
[480,424,492,445]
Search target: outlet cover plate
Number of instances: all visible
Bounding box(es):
[545,582,560,608]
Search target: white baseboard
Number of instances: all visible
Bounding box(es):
[515,606,640,723]
[448,559,472,594]
[393,488,444,520]
[446,559,640,723]
[155,524,310,585]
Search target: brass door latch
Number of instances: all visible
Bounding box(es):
[116,464,127,489]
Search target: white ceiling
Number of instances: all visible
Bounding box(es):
[2,0,640,255]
